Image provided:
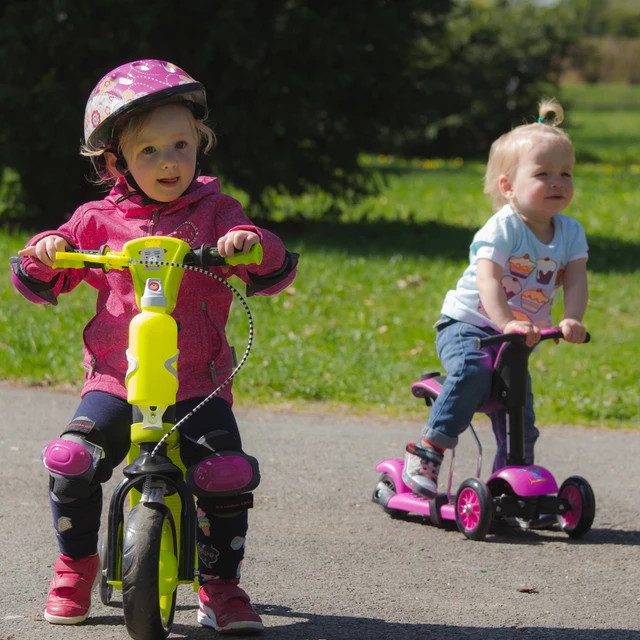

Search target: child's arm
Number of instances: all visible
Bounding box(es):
[477,258,540,347]
[557,258,588,343]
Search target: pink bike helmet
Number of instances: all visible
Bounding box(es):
[84,59,208,153]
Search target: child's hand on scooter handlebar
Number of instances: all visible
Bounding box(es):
[556,318,588,344]
[503,319,540,348]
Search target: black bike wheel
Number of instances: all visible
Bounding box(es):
[122,502,178,640]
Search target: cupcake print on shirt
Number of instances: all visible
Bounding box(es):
[521,289,549,315]
[501,275,522,300]
[536,257,557,285]
[509,254,536,280]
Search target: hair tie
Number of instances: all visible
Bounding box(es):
[538,111,556,125]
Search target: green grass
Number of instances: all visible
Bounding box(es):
[2,84,640,429]
[561,83,640,165]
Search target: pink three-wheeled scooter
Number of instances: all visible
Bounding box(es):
[372,329,595,541]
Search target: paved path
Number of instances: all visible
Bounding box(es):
[1,386,639,639]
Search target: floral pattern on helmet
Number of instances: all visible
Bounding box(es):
[84,59,206,148]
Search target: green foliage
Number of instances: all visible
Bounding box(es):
[0,0,454,223]
[384,1,577,159]
[561,83,640,165]
[0,0,572,224]
[4,84,640,428]
[0,169,26,222]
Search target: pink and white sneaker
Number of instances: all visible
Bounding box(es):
[198,579,264,635]
[44,553,100,624]
[402,441,444,498]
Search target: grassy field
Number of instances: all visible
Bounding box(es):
[2,83,640,429]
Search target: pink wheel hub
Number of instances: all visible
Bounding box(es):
[457,487,481,531]
[559,485,582,528]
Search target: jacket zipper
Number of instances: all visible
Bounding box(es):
[149,210,160,235]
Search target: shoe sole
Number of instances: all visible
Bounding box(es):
[198,606,264,634]
[402,472,437,499]
[44,608,90,625]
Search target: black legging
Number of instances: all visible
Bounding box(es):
[49,391,250,581]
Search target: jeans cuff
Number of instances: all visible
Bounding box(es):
[421,427,458,450]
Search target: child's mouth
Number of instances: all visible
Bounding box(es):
[158,177,179,186]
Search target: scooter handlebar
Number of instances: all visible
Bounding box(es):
[474,329,590,350]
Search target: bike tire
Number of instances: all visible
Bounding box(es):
[122,502,179,640]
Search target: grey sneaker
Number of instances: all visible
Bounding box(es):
[402,442,444,498]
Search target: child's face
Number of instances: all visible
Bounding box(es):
[121,104,198,202]
[501,137,574,223]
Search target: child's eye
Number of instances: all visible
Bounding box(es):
[141,146,155,155]
[536,172,547,177]
[562,172,572,178]
[175,140,188,149]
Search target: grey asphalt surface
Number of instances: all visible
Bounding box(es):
[0,385,639,640]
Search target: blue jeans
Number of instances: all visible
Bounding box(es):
[421,319,539,472]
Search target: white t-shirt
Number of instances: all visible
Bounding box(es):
[440,204,589,330]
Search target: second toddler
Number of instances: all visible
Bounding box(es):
[403,99,588,498]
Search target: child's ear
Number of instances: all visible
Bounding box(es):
[498,174,513,198]
[104,152,122,178]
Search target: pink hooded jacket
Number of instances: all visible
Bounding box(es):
[20,176,297,405]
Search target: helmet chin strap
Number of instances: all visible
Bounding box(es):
[114,155,201,205]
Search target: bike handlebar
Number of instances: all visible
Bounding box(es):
[474,328,591,350]
[51,242,263,271]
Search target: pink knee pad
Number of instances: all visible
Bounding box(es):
[187,452,260,498]
[43,438,95,476]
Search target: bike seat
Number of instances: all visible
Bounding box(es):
[410,373,444,406]
[411,372,504,414]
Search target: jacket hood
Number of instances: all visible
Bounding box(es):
[105,175,222,218]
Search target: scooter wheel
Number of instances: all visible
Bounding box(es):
[557,476,595,539]
[455,478,493,541]
[372,473,402,518]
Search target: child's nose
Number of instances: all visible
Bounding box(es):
[160,150,178,167]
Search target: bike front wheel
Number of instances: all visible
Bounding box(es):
[122,502,179,640]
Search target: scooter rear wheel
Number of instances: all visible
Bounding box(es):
[122,502,178,640]
[372,473,403,517]
[557,476,595,539]
[455,478,493,540]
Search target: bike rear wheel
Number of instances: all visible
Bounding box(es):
[122,502,179,640]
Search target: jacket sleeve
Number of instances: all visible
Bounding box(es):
[214,198,298,297]
[16,209,90,302]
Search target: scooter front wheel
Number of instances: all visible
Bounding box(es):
[122,502,179,640]
[557,476,595,539]
[455,478,493,541]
